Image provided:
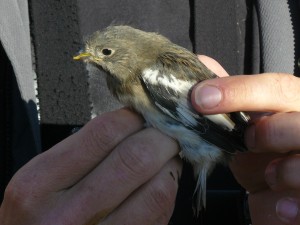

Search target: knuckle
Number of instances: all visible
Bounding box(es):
[4,177,35,212]
[256,115,288,151]
[81,114,119,156]
[256,113,300,151]
[264,123,278,147]
[146,181,176,214]
[256,118,276,149]
[155,214,173,225]
[273,74,300,106]
[116,135,156,179]
[4,181,22,203]
[279,156,300,187]
[225,78,251,104]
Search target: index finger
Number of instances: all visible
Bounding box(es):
[11,108,144,192]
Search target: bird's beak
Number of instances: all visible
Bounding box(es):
[73,52,92,61]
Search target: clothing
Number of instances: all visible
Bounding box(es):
[0,0,40,196]
[1,0,299,224]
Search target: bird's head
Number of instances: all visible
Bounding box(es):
[74,25,171,83]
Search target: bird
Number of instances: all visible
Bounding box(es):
[74,25,249,213]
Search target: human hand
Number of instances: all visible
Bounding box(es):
[192,55,300,225]
[0,108,181,225]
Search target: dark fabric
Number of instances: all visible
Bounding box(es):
[0,43,12,202]
[29,0,91,126]
[29,0,92,151]
[193,0,248,75]
[0,43,39,201]
[289,0,300,76]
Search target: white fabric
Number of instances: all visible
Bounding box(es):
[0,0,40,151]
[0,0,36,103]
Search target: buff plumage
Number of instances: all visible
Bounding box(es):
[74,25,249,213]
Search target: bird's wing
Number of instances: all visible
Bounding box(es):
[141,52,249,153]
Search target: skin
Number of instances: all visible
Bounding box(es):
[1,55,299,224]
[0,109,182,225]
[192,55,300,225]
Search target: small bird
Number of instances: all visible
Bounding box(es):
[74,25,249,213]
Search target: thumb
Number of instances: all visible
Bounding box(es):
[192,72,300,114]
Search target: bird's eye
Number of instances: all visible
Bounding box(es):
[102,48,112,56]
[94,46,114,58]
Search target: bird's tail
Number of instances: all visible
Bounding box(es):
[193,164,208,216]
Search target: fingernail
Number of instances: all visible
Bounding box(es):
[265,160,279,188]
[245,125,256,150]
[276,198,299,223]
[194,85,222,109]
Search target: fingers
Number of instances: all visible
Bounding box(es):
[195,56,300,225]
[249,190,300,225]
[231,152,300,192]
[265,154,300,191]
[229,152,280,192]
[10,108,144,192]
[191,73,300,114]
[232,153,300,225]
[245,112,300,152]
[2,109,180,225]
[230,151,300,194]
[58,128,179,224]
[259,155,300,224]
[100,157,182,225]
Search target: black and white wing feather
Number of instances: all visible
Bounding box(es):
[141,51,249,153]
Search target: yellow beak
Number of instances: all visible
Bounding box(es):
[73,52,92,60]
